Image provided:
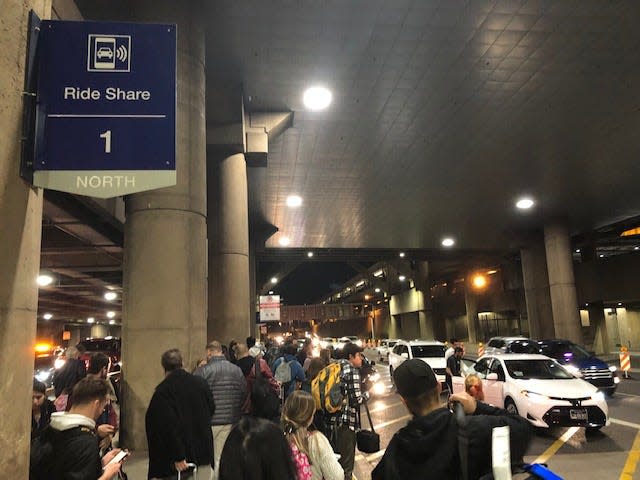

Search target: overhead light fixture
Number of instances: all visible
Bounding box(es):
[599,254,605,258]
[618,302,623,306]
[279,236,290,246]
[575,249,581,253]
[441,237,455,247]
[399,252,405,258]
[516,197,535,210]
[487,270,498,275]
[398,275,406,282]
[635,247,639,251]
[87,317,95,323]
[472,275,488,289]
[286,195,303,207]
[270,277,278,284]
[356,280,365,287]
[373,269,384,277]
[43,313,53,320]
[303,86,332,111]
[104,291,117,301]
[307,251,314,258]
[374,287,381,293]
[364,295,371,300]
[106,311,116,319]
[37,274,54,287]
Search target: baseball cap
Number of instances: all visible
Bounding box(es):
[342,342,364,358]
[393,359,438,398]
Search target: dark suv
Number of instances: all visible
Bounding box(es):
[538,339,618,396]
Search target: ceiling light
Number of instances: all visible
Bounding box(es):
[106,311,116,319]
[303,86,332,111]
[487,270,498,275]
[599,254,605,258]
[399,252,405,258]
[472,275,487,289]
[516,197,535,209]
[286,195,303,207]
[635,247,639,251]
[104,291,117,301]
[271,277,278,284]
[268,290,274,295]
[575,249,581,253]
[87,317,95,323]
[373,269,384,277]
[307,251,314,258]
[618,302,623,306]
[374,288,381,293]
[43,313,53,320]
[441,238,455,247]
[356,280,365,287]
[37,274,54,287]
[278,236,290,246]
[398,275,406,282]
[364,295,371,300]
[109,320,116,325]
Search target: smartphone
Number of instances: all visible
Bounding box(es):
[105,450,129,467]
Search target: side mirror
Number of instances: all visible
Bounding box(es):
[401,352,409,359]
[486,373,499,381]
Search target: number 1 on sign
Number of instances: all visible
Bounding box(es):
[100,130,112,153]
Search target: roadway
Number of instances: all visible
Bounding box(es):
[355,358,640,480]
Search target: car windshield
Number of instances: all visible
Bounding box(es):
[504,359,574,380]
[79,339,120,352]
[541,342,590,361]
[411,345,446,358]
[387,341,397,347]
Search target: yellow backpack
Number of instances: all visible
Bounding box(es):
[311,361,344,413]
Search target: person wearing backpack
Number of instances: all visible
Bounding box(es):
[323,342,364,480]
[282,391,344,480]
[272,343,306,400]
[30,377,124,480]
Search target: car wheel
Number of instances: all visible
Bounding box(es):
[505,398,518,415]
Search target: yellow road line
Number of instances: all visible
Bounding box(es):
[533,426,580,464]
[619,429,640,480]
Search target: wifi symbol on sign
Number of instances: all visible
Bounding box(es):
[115,45,128,62]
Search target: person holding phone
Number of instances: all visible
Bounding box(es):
[30,377,124,480]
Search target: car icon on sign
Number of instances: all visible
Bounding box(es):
[97,47,113,59]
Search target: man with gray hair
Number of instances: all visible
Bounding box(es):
[146,348,215,479]
[194,341,247,479]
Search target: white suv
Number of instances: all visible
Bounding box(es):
[484,336,537,355]
[388,340,447,384]
[376,339,399,362]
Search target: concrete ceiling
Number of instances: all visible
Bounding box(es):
[39,0,640,322]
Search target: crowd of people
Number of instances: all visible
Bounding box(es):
[29,335,532,480]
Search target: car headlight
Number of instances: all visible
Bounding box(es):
[35,371,51,382]
[372,381,386,396]
[591,391,606,402]
[369,373,381,383]
[54,357,66,369]
[609,366,617,372]
[521,390,549,401]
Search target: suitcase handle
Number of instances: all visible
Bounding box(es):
[177,463,197,480]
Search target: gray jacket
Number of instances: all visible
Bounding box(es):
[194,356,247,425]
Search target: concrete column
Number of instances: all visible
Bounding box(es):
[208,153,250,344]
[520,238,555,339]
[589,302,610,354]
[544,223,582,343]
[121,1,207,451]
[464,275,478,343]
[0,1,50,475]
[416,262,435,339]
[90,324,108,338]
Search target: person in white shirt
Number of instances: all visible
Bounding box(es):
[282,390,344,480]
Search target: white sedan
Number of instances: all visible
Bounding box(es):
[453,354,609,430]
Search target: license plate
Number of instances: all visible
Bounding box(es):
[569,409,588,420]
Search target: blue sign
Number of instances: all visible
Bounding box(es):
[33,20,176,198]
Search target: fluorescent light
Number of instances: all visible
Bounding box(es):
[268,290,274,295]
[487,270,498,275]
[278,236,290,246]
[87,317,95,324]
[37,274,54,287]
[106,311,116,319]
[398,275,406,282]
[307,251,314,258]
[441,238,455,247]
[104,291,117,301]
[399,252,405,258]
[516,197,535,209]
[286,195,303,207]
[356,280,365,287]
[43,313,53,320]
[373,269,383,277]
[599,254,605,258]
[271,277,278,284]
[575,249,581,253]
[303,86,332,111]
[374,288,381,293]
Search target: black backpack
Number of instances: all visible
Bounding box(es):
[30,426,59,480]
[251,357,281,420]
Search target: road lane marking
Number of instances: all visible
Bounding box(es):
[373,414,412,431]
[619,429,640,480]
[616,392,640,398]
[533,426,580,464]
[611,418,640,430]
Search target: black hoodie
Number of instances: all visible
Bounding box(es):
[372,403,531,480]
